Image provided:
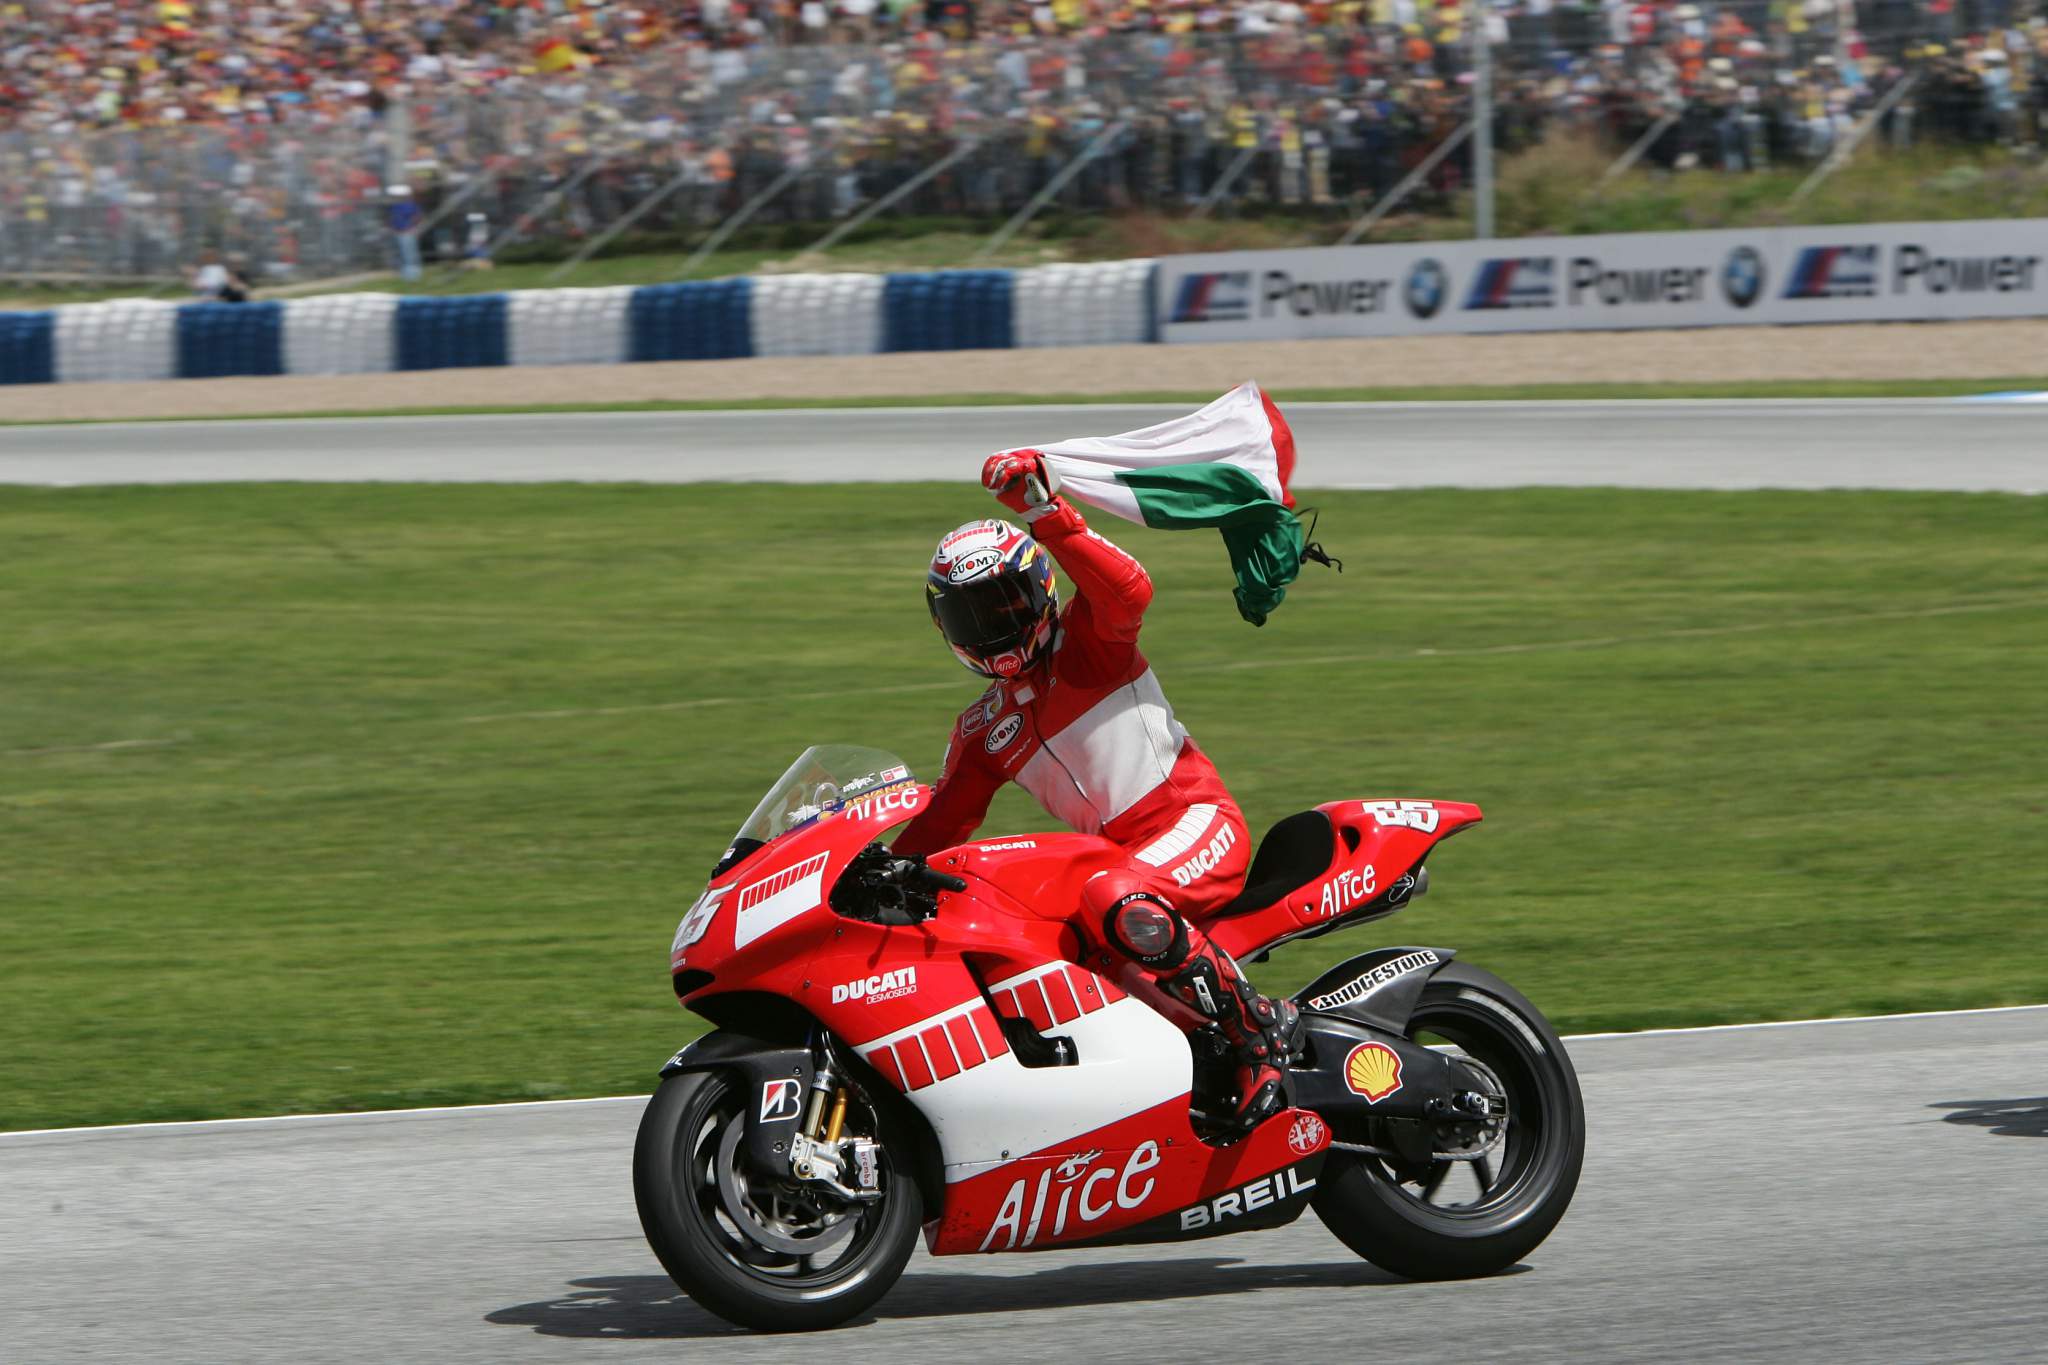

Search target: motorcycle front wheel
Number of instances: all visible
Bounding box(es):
[633,1068,922,1331]
[1311,962,1584,1278]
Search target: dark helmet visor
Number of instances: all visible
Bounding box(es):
[928,570,1050,651]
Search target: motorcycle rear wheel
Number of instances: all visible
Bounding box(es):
[633,1068,922,1331]
[1311,963,1584,1279]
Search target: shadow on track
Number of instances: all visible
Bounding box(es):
[486,1256,1460,1340]
[1930,1097,2048,1138]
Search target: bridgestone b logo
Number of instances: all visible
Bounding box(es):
[1306,950,1440,1012]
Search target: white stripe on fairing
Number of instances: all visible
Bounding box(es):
[1133,803,1219,868]
[921,998,1193,1175]
[857,994,986,1054]
[1016,668,1189,834]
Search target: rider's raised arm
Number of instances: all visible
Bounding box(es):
[893,734,1001,858]
[1030,498,1152,645]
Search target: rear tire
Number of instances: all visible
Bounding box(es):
[1311,963,1584,1278]
[633,1069,922,1331]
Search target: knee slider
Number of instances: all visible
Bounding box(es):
[1087,872,1189,968]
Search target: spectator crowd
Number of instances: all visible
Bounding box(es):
[4,0,2046,283]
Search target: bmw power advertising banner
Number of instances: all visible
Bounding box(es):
[1158,219,2048,342]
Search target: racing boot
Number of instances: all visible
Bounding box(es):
[1160,940,1302,1131]
[1093,876,1302,1132]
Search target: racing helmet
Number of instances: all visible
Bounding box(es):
[926,520,1058,679]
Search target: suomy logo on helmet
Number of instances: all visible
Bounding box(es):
[948,548,1002,582]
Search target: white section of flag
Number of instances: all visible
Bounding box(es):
[1014,382,1283,525]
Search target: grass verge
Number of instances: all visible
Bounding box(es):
[4,377,2046,428]
[3,483,2044,1130]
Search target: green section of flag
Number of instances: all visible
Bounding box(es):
[1116,462,1305,626]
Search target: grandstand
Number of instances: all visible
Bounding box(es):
[3,0,2042,284]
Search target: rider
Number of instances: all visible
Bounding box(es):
[894,450,1300,1130]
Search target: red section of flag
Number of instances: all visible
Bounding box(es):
[1258,384,1296,509]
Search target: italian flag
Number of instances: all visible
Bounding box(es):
[1029,382,1322,626]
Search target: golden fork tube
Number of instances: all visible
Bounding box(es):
[822,1088,849,1145]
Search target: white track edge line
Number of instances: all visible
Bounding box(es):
[5,1002,2043,1142]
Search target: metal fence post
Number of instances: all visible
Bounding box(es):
[1473,7,1495,238]
[1588,106,1685,197]
[972,120,1128,262]
[673,161,807,279]
[441,150,615,284]
[545,160,696,283]
[804,139,981,256]
[1336,122,1473,245]
[1790,71,1921,205]
[1191,143,1262,220]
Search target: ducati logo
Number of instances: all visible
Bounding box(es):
[1343,1042,1404,1103]
[1169,821,1237,889]
[832,967,917,1005]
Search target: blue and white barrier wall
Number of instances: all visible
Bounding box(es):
[0,258,1157,387]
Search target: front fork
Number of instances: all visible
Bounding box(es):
[788,1044,883,1202]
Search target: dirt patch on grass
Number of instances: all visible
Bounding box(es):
[4,318,2044,423]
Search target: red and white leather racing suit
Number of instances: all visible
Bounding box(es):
[894,497,1251,916]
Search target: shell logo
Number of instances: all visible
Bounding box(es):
[1343,1042,1404,1103]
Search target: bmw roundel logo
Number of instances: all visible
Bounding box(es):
[1722,246,1766,309]
[1404,258,1447,320]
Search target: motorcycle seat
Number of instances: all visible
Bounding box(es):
[1206,809,1334,919]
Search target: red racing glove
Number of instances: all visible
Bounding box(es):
[982,448,1063,522]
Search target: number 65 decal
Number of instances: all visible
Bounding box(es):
[1362,800,1440,834]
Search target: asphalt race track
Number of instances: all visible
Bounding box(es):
[3,399,2046,491]
[5,1007,2045,1364]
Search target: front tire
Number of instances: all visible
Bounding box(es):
[1311,963,1584,1278]
[633,1069,922,1331]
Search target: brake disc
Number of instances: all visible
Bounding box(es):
[713,1114,857,1257]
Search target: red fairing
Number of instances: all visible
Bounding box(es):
[929,1096,1329,1254]
[664,762,1477,1261]
[1206,799,1483,962]
[673,783,935,1009]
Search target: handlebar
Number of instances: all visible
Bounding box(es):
[829,845,963,926]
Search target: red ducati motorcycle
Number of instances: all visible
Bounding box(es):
[636,745,1584,1331]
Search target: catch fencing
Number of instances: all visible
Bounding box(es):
[6,222,2047,388]
[6,14,2040,288]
